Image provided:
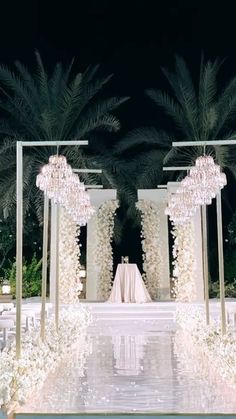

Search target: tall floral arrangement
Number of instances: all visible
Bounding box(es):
[59,207,82,304]
[136,200,163,299]
[96,200,119,300]
[171,221,196,302]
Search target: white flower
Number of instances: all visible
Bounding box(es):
[0,305,92,411]
[96,200,119,300]
[171,222,196,302]
[59,207,82,304]
[175,304,236,388]
[136,200,163,299]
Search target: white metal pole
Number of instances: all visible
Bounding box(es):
[16,141,23,359]
[201,205,210,325]
[40,194,49,341]
[216,191,227,334]
[55,203,60,332]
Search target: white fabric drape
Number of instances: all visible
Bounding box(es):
[108,264,152,303]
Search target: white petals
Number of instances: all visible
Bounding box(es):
[0,306,92,410]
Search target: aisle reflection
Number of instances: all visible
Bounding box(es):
[112,335,147,376]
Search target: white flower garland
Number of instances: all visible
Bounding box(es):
[0,305,92,411]
[136,200,163,299]
[97,200,119,300]
[175,304,236,388]
[59,207,82,304]
[171,221,196,302]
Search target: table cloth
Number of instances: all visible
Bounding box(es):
[108,263,152,303]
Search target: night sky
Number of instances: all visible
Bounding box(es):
[1,1,236,268]
[2,1,236,132]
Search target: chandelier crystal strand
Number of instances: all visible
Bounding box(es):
[36,155,73,204]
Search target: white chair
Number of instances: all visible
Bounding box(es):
[226,304,236,327]
[0,318,14,348]
[2,303,14,311]
[1,311,30,331]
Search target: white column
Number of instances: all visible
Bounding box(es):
[86,189,117,300]
[167,182,204,302]
[138,189,170,300]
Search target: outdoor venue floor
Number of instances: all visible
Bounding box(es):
[16,301,236,414]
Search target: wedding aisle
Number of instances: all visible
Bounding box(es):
[16,302,236,415]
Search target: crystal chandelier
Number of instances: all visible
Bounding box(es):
[184,155,227,205]
[165,155,227,225]
[37,155,96,226]
[64,174,95,226]
[36,155,73,204]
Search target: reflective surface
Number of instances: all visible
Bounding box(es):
[18,305,236,414]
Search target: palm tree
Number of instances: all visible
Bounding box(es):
[145,55,236,173]
[0,51,129,221]
[102,127,171,230]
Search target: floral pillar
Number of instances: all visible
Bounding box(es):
[49,204,81,304]
[136,200,163,299]
[171,221,197,301]
[86,190,117,300]
[58,207,81,304]
[96,200,119,300]
[168,182,204,302]
[138,189,170,300]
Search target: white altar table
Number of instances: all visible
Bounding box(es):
[108,263,152,303]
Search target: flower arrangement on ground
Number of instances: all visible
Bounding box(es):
[175,303,236,388]
[0,305,92,411]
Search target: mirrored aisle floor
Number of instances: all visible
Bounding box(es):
[18,302,236,414]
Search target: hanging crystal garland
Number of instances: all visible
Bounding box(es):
[36,155,73,204]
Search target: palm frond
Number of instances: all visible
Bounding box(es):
[145,89,191,136]
[74,114,120,138]
[115,127,172,155]
[34,50,51,112]
[198,59,220,139]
